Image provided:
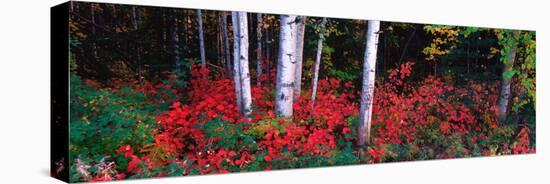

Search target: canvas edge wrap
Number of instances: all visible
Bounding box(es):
[51,2,70,183]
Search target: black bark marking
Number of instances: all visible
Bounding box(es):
[287,54,295,64]
[281,82,295,88]
[364,84,375,107]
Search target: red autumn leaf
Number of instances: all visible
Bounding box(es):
[216,105,224,111]
[264,155,272,162]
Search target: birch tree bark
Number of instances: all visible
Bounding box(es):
[311,17,327,110]
[222,11,232,77]
[231,12,243,112]
[183,10,188,57]
[90,4,98,63]
[293,16,307,100]
[265,16,271,84]
[131,6,142,84]
[275,15,298,117]
[256,13,263,85]
[217,15,222,67]
[358,20,381,146]
[237,12,253,117]
[497,30,520,124]
[197,10,206,70]
[232,12,253,117]
[171,10,180,68]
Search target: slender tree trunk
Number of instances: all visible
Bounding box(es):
[275,15,298,117]
[475,40,479,70]
[383,30,387,72]
[237,12,253,117]
[222,11,232,77]
[265,16,271,84]
[398,26,416,64]
[311,17,327,110]
[231,12,243,113]
[467,43,470,73]
[513,87,525,125]
[162,10,167,51]
[131,6,142,84]
[172,10,180,68]
[498,31,520,124]
[256,13,263,86]
[358,20,381,146]
[217,14,222,67]
[197,10,206,70]
[293,16,307,100]
[183,10,188,58]
[232,12,253,117]
[90,4,98,62]
[70,1,74,19]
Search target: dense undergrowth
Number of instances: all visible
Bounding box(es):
[69,63,535,182]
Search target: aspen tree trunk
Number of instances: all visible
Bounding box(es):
[498,31,520,124]
[358,20,381,146]
[131,6,142,84]
[162,10,167,51]
[183,10,188,57]
[232,12,243,112]
[256,13,263,86]
[70,1,74,19]
[265,16,271,84]
[217,15,222,67]
[222,11,232,77]
[294,16,307,100]
[131,7,139,36]
[197,10,206,70]
[90,4,98,62]
[311,17,327,110]
[232,12,253,117]
[275,15,298,117]
[172,10,180,68]
[238,12,253,117]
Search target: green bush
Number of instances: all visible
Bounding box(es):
[69,75,160,177]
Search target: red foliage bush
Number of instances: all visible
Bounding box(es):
[94,62,534,181]
[148,64,362,173]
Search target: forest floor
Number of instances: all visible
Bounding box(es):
[69,63,535,182]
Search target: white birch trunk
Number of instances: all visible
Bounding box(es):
[256,13,263,86]
[265,17,271,84]
[172,10,180,67]
[311,17,327,110]
[358,20,381,146]
[231,12,243,112]
[294,16,307,100]
[131,7,138,31]
[197,10,206,69]
[131,7,142,84]
[231,12,253,117]
[238,12,253,117]
[497,31,520,124]
[90,4,98,62]
[275,15,298,117]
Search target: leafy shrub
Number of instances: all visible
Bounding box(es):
[69,75,179,181]
[70,63,535,182]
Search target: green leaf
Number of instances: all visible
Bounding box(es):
[503,69,516,79]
